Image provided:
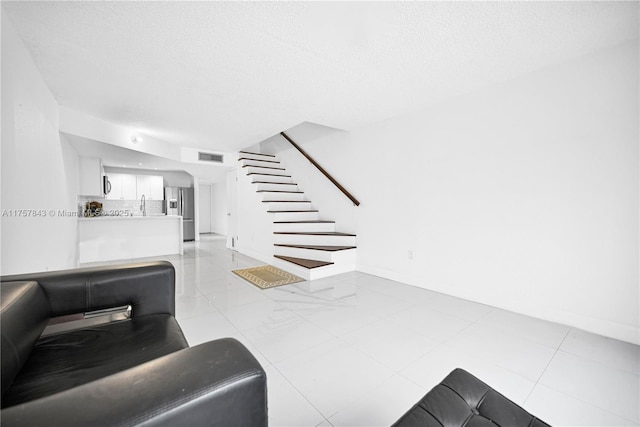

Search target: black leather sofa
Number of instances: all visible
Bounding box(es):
[1,261,267,426]
[393,368,550,426]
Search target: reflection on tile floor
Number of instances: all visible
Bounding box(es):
[87,235,640,427]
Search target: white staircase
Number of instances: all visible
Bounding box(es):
[238,151,357,280]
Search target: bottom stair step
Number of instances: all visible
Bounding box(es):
[274,232,356,236]
[274,244,356,251]
[274,255,334,269]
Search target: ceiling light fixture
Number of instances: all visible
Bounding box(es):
[131,136,143,143]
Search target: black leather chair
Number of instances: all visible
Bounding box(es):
[393,368,550,426]
[1,261,267,426]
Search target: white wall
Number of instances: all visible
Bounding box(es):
[59,107,183,162]
[347,41,638,344]
[1,14,80,274]
[235,165,276,264]
[250,41,639,344]
[226,169,238,249]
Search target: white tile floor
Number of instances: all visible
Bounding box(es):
[90,235,640,427]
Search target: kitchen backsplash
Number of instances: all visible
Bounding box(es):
[78,196,164,217]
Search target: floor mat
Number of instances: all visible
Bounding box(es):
[232,265,304,289]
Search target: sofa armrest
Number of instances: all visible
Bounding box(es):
[392,368,550,427]
[0,261,175,318]
[1,338,268,427]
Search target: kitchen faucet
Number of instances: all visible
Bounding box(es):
[140,194,146,216]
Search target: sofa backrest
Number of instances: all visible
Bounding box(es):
[1,262,176,318]
[1,281,50,399]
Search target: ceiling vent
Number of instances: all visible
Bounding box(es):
[198,152,224,163]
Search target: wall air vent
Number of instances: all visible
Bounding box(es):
[198,152,224,163]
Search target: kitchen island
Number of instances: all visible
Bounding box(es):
[78,215,183,264]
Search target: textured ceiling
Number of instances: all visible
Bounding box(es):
[2,1,638,153]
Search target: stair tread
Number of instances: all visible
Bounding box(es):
[247,172,291,177]
[263,200,310,203]
[268,210,319,213]
[274,232,356,236]
[257,190,304,194]
[239,151,276,158]
[242,165,286,171]
[275,244,356,251]
[252,181,297,185]
[274,255,334,269]
[273,220,334,223]
[238,157,280,164]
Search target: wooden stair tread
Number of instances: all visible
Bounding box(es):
[273,220,334,223]
[239,151,276,158]
[247,172,291,177]
[252,181,297,185]
[238,157,280,164]
[242,165,286,171]
[262,200,310,203]
[274,255,333,269]
[275,244,356,251]
[267,210,319,213]
[274,232,356,236]
[257,190,304,194]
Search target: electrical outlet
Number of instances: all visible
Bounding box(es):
[408,250,413,260]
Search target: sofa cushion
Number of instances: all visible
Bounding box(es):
[2,313,188,408]
[1,281,50,399]
[393,368,550,427]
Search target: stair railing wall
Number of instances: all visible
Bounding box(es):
[280,132,360,207]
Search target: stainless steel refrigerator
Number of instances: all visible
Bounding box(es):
[165,187,195,241]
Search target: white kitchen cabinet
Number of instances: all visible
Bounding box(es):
[136,175,164,200]
[106,173,137,200]
[79,157,104,196]
[122,174,137,199]
[105,173,162,200]
[149,176,164,199]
